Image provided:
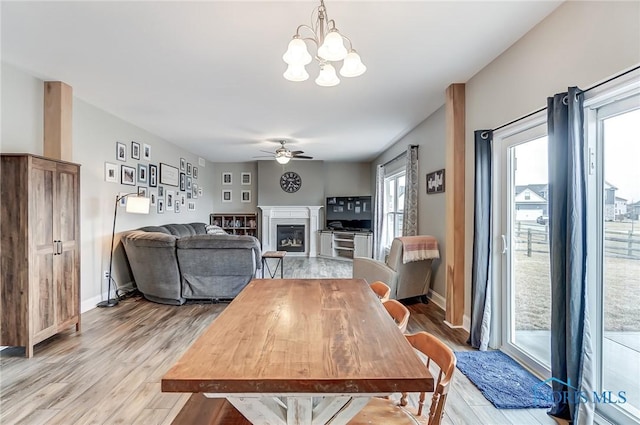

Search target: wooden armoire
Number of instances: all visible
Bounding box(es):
[1,154,81,357]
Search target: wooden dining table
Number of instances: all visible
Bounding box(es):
[161,278,433,425]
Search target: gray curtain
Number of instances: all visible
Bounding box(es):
[547,87,594,424]
[469,130,493,350]
[402,145,419,236]
[373,164,386,260]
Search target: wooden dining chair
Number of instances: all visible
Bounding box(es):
[370,280,391,302]
[348,332,457,425]
[383,299,410,333]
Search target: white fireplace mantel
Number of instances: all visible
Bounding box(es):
[258,206,323,257]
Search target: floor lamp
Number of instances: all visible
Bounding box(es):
[97,193,150,308]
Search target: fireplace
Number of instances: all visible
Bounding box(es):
[257,206,322,256]
[277,225,305,252]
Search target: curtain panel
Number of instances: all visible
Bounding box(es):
[547,87,594,424]
[469,130,493,350]
[373,164,386,260]
[402,145,419,236]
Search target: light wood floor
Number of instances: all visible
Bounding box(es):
[1,258,557,425]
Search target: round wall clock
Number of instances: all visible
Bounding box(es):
[280,171,302,193]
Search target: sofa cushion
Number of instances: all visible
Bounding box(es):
[123,230,177,248]
[205,224,228,235]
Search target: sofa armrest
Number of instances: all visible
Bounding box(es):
[352,257,399,298]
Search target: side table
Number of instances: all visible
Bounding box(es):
[261,251,286,278]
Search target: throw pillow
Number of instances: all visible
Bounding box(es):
[205,224,228,235]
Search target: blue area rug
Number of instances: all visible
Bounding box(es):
[454,350,553,409]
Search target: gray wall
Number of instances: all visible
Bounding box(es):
[257,160,325,207]
[324,162,372,197]
[210,162,258,213]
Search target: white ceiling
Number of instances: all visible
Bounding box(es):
[1,1,561,163]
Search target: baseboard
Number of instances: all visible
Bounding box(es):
[81,294,103,313]
[426,290,470,332]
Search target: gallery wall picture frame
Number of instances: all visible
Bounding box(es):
[222,189,232,203]
[166,190,175,210]
[241,190,251,203]
[180,194,186,207]
[186,163,192,176]
[222,172,232,185]
[158,185,164,197]
[193,167,198,179]
[426,169,445,194]
[138,186,148,197]
[105,162,118,183]
[131,141,141,160]
[175,199,181,213]
[193,183,199,199]
[121,165,136,186]
[241,172,251,185]
[149,188,158,207]
[138,163,148,184]
[198,186,203,197]
[143,143,151,161]
[116,142,126,161]
[180,172,186,191]
[188,201,196,211]
[180,158,186,171]
[159,163,179,187]
[187,176,192,191]
[149,164,158,187]
[157,198,165,214]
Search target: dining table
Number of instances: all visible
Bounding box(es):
[161,278,433,425]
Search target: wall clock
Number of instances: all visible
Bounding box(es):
[280,171,302,193]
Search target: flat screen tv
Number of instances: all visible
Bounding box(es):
[326,196,372,232]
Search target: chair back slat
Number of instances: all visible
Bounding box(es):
[369,281,391,302]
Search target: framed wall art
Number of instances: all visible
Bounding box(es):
[131,141,141,160]
[105,162,118,183]
[121,165,136,186]
[241,190,251,203]
[149,164,158,187]
[137,163,148,184]
[160,163,179,187]
[116,142,126,161]
[241,172,251,185]
[143,143,151,161]
[222,172,232,185]
[222,189,232,202]
[426,169,445,194]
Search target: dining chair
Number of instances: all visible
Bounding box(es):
[348,332,457,425]
[370,280,391,302]
[383,299,410,333]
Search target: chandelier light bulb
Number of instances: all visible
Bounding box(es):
[282,38,312,66]
[317,30,348,62]
[315,63,340,87]
[276,153,291,164]
[284,64,310,82]
[339,50,367,77]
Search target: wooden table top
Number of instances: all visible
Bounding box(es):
[162,279,433,394]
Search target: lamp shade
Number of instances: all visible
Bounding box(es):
[315,63,340,87]
[282,38,312,66]
[340,51,367,77]
[125,196,150,214]
[283,64,310,82]
[317,30,348,61]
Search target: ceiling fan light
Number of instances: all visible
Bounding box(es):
[276,153,291,164]
[282,38,312,66]
[339,51,367,78]
[283,64,309,82]
[315,64,340,87]
[317,30,348,61]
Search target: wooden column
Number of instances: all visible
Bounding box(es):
[44,81,73,161]
[445,83,465,326]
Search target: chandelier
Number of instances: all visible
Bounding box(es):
[282,0,366,87]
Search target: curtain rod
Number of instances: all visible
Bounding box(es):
[492,64,640,133]
[381,145,418,167]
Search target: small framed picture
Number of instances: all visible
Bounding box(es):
[149,188,158,207]
[149,164,157,187]
[181,194,186,206]
[143,143,151,161]
[121,165,136,186]
[222,172,232,185]
[159,163,179,187]
[426,169,445,194]
[241,190,251,203]
[158,185,164,197]
[198,186,203,197]
[180,158,186,172]
[138,186,148,197]
[188,201,196,211]
[166,190,175,210]
[138,163,148,184]
[193,183,198,199]
[157,198,165,214]
[119,192,127,207]
[241,172,251,185]
[131,141,141,160]
[105,162,118,183]
[193,167,198,179]
[222,189,232,202]
[175,199,181,213]
[180,172,186,191]
[187,163,192,176]
[187,176,192,191]
[116,142,126,161]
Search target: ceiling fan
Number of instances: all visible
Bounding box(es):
[258,140,313,164]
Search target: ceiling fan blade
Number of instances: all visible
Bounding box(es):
[290,150,304,155]
[293,155,313,159]
[260,149,275,154]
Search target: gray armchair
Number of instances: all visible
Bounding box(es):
[352,237,437,301]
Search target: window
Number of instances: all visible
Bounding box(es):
[383,172,405,247]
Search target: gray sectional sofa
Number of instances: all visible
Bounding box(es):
[122,223,261,305]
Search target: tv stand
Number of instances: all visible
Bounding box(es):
[319,230,373,260]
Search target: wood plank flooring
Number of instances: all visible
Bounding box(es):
[1,257,557,425]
